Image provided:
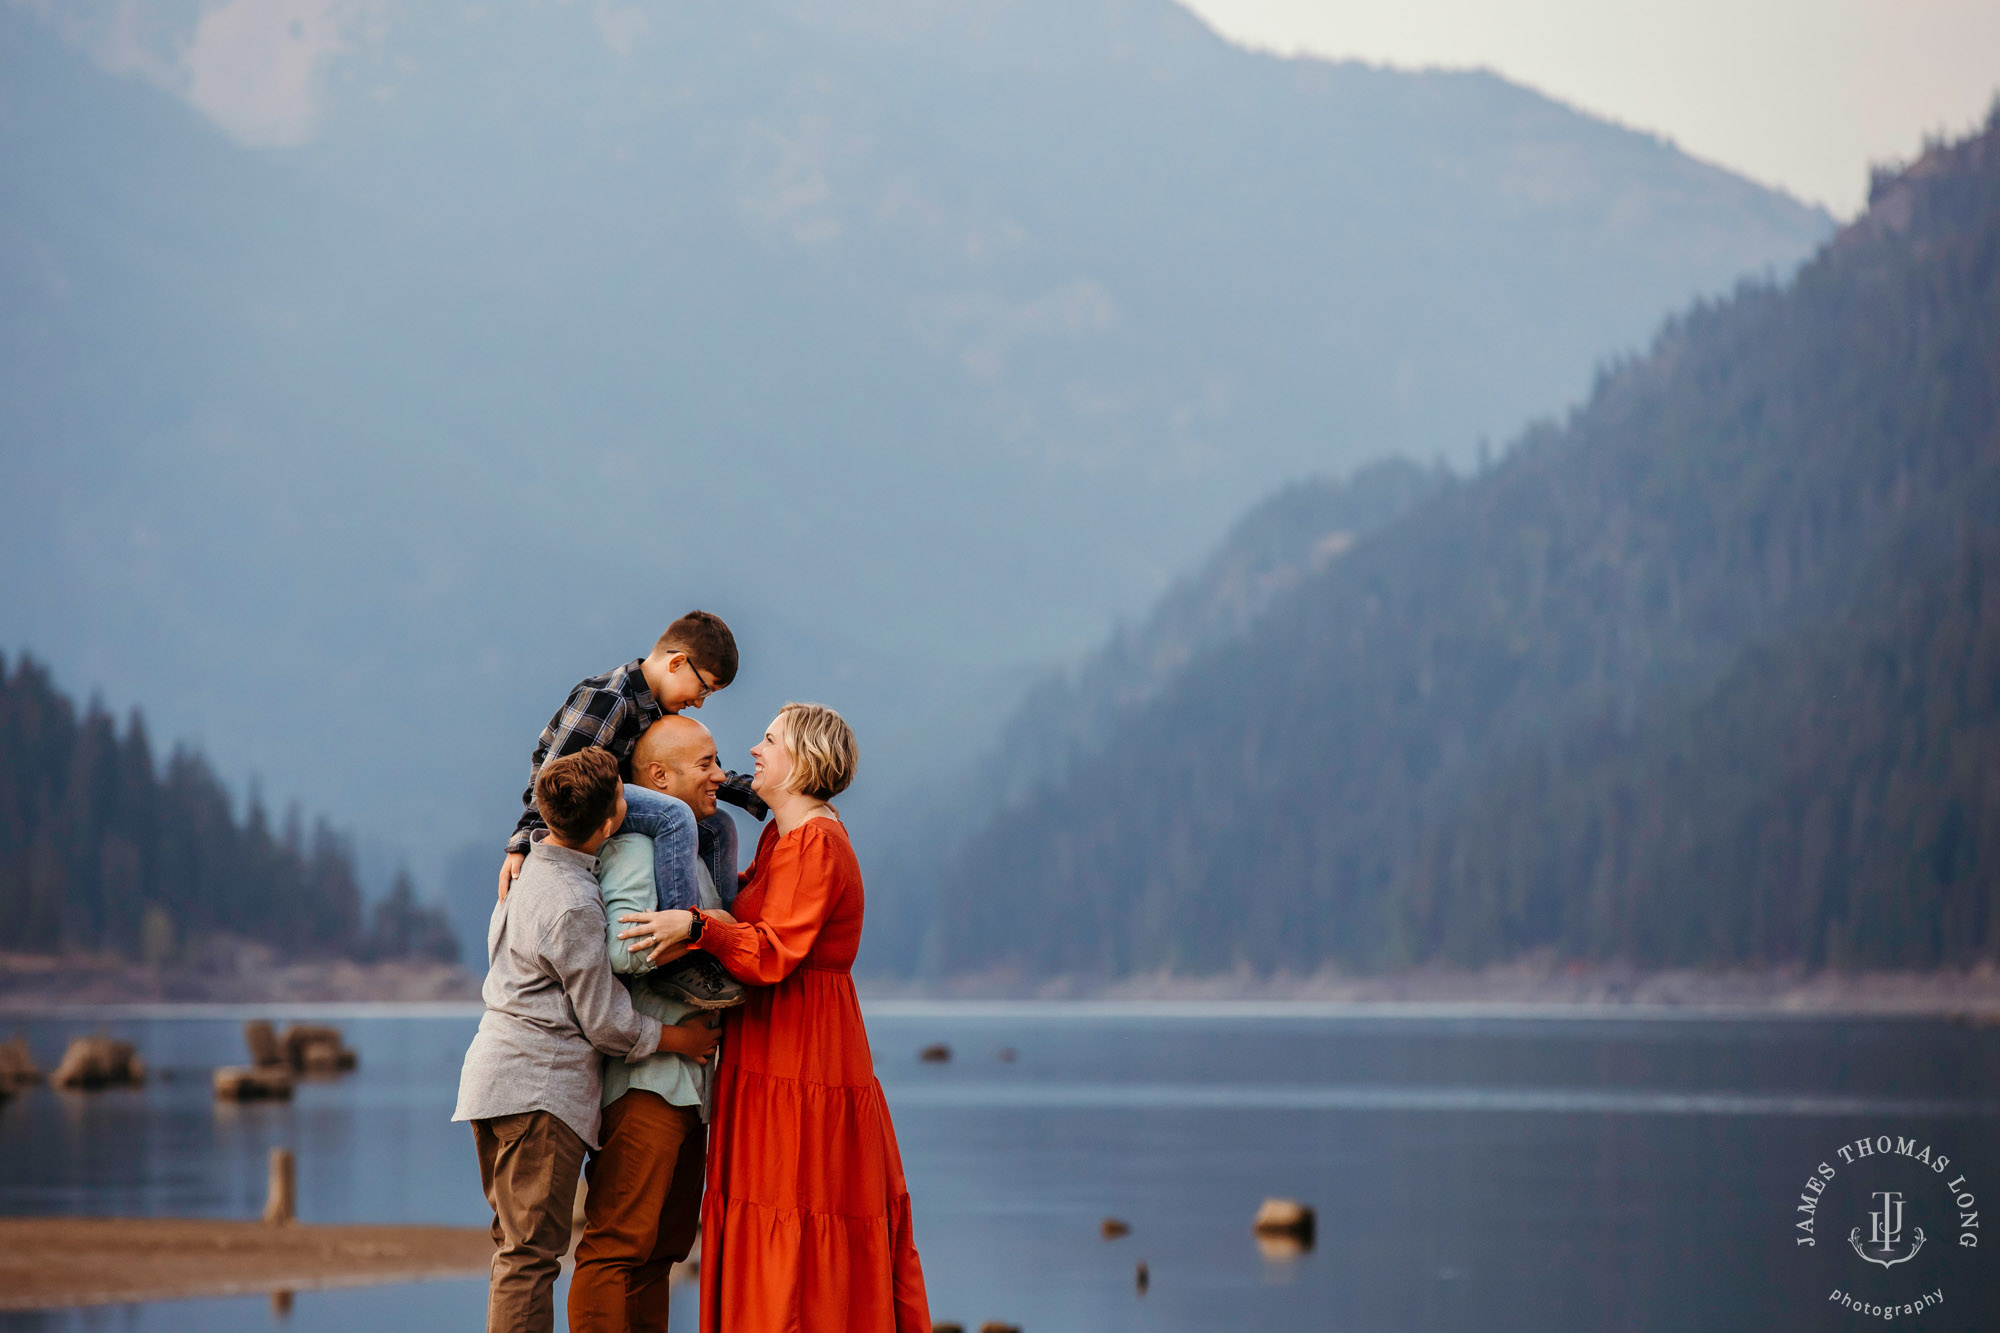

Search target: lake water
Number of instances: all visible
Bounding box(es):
[1,1004,1995,1332]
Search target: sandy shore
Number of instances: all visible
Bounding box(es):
[0,1217,493,1310]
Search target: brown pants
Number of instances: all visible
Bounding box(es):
[569,1091,707,1333]
[473,1110,588,1333]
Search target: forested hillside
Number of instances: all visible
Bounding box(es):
[926,110,2000,978]
[0,655,457,963]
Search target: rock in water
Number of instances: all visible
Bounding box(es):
[1256,1231,1310,1260]
[243,1020,285,1068]
[1252,1197,1316,1244]
[918,1044,952,1063]
[1100,1217,1131,1239]
[281,1025,358,1072]
[213,1066,295,1101]
[50,1037,144,1089]
[263,1148,296,1225]
[0,1036,42,1092]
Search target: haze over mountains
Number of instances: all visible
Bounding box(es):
[0,0,1830,951]
[924,112,2000,980]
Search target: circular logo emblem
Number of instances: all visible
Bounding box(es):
[1793,1133,1979,1321]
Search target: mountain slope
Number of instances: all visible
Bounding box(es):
[869,456,1445,969]
[0,0,1830,898]
[1399,516,2000,969]
[925,109,2000,978]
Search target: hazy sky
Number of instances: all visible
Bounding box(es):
[1182,0,2000,215]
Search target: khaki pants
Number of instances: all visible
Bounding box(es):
[569,1091,707,1333]
[473,1110,588,1333]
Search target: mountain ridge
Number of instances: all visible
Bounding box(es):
[1,0,1832,941]
[922,107,2000,978]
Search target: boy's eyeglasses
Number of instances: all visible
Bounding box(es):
[681,655,716,698]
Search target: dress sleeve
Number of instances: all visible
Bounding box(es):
[697,826,841,985]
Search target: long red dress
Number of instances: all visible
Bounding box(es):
[694,816,930,1333]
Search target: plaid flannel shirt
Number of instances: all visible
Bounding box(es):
[507,659,766,855]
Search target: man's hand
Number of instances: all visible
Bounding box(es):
[655,1012,721,1064]
[496,851,525,901]
[617,909,695,965]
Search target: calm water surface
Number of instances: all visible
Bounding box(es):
[1,1004,1995,1332]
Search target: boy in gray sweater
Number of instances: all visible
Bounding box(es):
[454,748,704,1333]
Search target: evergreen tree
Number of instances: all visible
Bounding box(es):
[0,653,456,963]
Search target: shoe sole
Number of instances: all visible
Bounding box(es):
[657,987,747,1010]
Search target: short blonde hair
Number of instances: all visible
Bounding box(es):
[777,702,858,800]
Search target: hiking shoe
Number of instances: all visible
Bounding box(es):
[645,951,746,1009]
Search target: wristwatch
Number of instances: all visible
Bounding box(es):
[685,907,707,947]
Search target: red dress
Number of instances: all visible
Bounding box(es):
[694,816,930,1333]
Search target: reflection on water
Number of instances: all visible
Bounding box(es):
[1,1004,1996,1332]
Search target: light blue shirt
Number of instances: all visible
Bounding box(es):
[596,832,723,1117]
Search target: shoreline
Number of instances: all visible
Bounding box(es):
[0,1218,492,1311]
[4,952,1998,1020]
[0,948,480,1010]
[860,958,2000,1020]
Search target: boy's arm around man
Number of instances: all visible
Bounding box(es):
[548,899,665,1065]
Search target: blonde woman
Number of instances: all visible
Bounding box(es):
[617,703,930,1332]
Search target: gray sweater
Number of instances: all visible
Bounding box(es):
[452,836,663,1148]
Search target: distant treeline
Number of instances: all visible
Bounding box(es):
[0,653,456,963]
[923,109,2000,979]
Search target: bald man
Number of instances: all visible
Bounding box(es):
[570,715,740,1332]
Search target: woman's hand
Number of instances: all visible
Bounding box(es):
[655,1012,721,1064]
[617,908,695,965]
